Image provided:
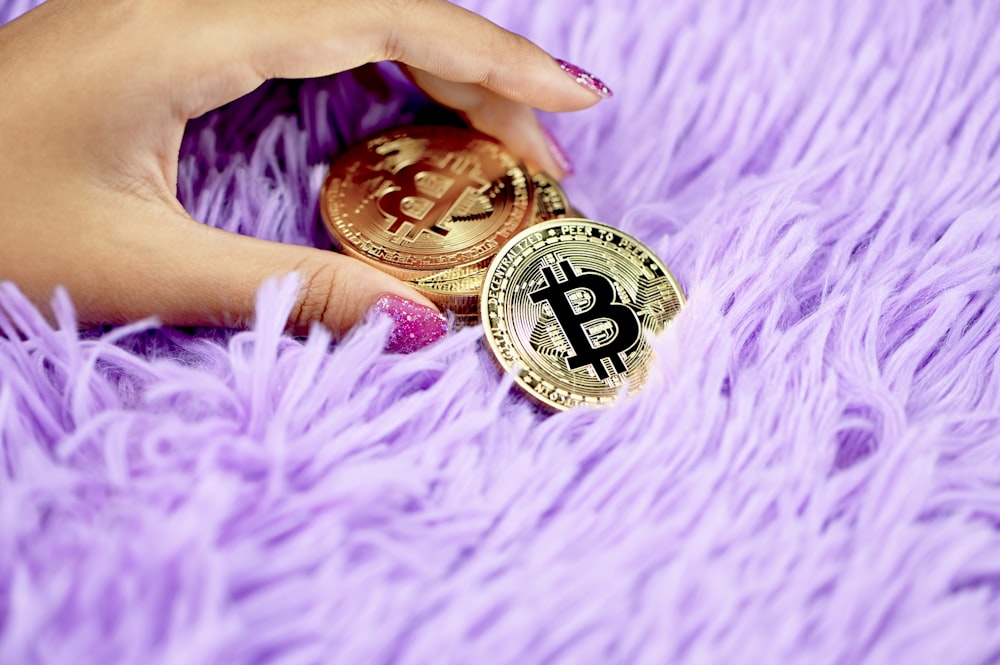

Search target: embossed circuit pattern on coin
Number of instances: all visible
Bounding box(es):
[481,219,684,410]
[322,125,534,278]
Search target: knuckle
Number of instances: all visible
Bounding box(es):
[373,0,429,61]
[289,260,345,334]
[380,0,430,15]
[380,27,406,63]
[495,29,530,57]
[479,29,531,87]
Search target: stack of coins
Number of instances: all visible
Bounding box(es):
[321,125,685,409]
[321,125,573,326]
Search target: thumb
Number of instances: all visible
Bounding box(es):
[68,202,448,352]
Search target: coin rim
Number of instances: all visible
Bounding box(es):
[531,171,573,222]
[479,218,686,411]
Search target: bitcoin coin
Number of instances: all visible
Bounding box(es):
[532,172,572,221]
[321,125,535,279]
[481,219,684,410]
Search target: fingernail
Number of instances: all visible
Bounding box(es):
[541,125,574,177]
[556,59,614,98]
[370,295,448,353]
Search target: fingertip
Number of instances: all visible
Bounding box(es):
[510,52,614,113]
[287,253,442,337]
[497,54,610,113]
[367,293,448,354]
[554,59,614,100]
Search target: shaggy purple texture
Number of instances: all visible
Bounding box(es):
[3,0,1000,663]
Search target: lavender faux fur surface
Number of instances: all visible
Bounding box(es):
[3,0,1000,662]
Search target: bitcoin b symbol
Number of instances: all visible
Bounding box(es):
[530,260,642,381]
[376,156,491,242]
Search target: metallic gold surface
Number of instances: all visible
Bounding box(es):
[481,219,685,410]
[410,267,485,316]
[321,125,535,280]
[452,312,482,329]
[531,172,573,222]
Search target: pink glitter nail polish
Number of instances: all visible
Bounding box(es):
[556,59,614,98]
[541,125,574,177]
[369,295,448,354]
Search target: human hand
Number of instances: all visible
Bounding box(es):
[0,0,610,349]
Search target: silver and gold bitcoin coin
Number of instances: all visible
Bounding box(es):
[321,125,535,280]
[481,219,684,410]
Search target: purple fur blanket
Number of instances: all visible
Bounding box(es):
[3,0,1000,663]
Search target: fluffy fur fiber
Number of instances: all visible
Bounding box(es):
[3,0,1000,663]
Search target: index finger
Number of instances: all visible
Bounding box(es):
[218,0,609,114]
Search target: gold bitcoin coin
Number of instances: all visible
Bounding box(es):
[531,172,573,222]
[481,219,685,410]
[321,125,535,279]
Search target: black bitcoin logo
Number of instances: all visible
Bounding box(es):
[377,161,489,242]
[530,260,642,380]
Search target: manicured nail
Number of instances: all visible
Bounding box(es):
[556,59,613,98]
[541,125,574,177]
[370,295,448,353]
